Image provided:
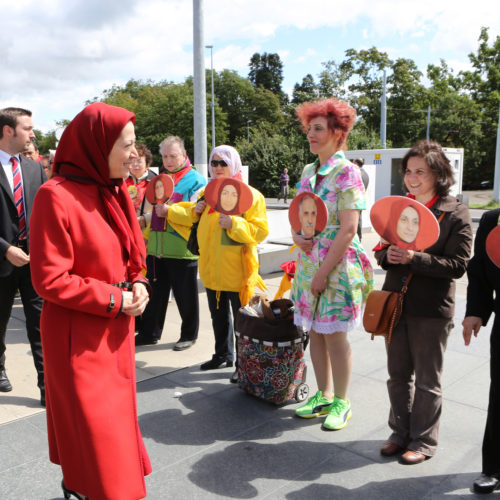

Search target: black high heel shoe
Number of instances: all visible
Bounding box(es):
[62,479,89,500]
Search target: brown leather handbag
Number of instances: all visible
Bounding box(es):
[364,210,446,344]
[363,275,412,344]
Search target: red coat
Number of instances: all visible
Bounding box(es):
[30,176,151,500]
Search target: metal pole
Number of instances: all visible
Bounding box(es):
[193,0,207,178]
[205,45,215,151]
[380,69,387,149]
[493,103,500,202]
[426,105,431,140]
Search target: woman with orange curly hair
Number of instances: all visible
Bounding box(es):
[292,98,373,430]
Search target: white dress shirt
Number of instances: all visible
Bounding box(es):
[0,149,23,194]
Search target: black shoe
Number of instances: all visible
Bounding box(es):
[0,370,12,392]
[230,370,238,383]
[473,473,500,493]
[226,361,234,368]
[40,389,46,407]
[173,339,196,351]
[135,335,158,346]
[200,357,226,370]
[62,479,89,499]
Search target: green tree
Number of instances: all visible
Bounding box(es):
[292,74,319,104]
[213,69,258,143]
[236,126,308,196]
[386,58,426,147]
[248,52,287,104]
[461,27,500,184]
[34,129,57,154]
[317,60,351,100]
[424,60,483,185]
[340,47,392,130]
[348,120,384,150]
[92,78,229,165]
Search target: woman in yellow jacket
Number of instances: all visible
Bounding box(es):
[194,145,268,378]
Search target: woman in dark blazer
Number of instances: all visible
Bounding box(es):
[463,208,500,493]
[375,140,472,464]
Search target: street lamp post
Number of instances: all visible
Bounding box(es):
[205,45,215,151]
[193,0,207,177]
[380,69,387,149]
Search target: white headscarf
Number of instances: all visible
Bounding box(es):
[208,145,242,179]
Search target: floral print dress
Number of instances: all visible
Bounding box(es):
[291,151,374,334]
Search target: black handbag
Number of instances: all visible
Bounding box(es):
[187,220,200,255]
[187,196,204,255]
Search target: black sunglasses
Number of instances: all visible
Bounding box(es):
[211,160,227,167]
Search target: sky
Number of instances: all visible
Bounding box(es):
[1,0,499,133]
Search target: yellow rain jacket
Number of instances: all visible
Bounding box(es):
[190,185,269,306]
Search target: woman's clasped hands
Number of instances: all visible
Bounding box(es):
[122,283,149,316]
[386,245,414,265]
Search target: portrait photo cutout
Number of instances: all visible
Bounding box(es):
[204,177,253,216]
[486,223,500,268]
[288,192,328,238]
[370,195,440,250]
[145,173,174,205]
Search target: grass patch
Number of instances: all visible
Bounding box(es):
[470,199,500,209]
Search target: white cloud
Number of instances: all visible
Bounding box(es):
[1,0,499,131]
[294,48,316,64]
[208,44,262,74]
[277,49,291,63]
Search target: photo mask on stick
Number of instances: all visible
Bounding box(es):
[145,174,174,205]
[204,177,253,215]
[288,192,328,238]
[486,224,500,268]
[370,195,440,250]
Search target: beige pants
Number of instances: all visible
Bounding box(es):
[386,314,452,456]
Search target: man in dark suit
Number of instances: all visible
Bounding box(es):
[0,107,46,406]
[463,208,500,493]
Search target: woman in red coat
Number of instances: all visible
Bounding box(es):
[30,103,152,500]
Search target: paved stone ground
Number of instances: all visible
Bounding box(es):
[0,218,492,499]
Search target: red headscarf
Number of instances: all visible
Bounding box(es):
[54,102,146,269]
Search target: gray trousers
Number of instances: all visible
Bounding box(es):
[386,314,452,456]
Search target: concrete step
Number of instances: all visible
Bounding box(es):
[258,242,298,275]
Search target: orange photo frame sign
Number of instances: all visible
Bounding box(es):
[288,192,328,237]
[486,225,500,268]
[145,174,174,205]
[370,195,440,250]
[204,177,254,216]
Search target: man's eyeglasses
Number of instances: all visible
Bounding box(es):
[211,160,227,167]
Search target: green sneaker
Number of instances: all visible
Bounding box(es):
[295,391,333,418]
[323,397,352,430]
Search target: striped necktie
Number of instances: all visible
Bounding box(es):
[11,157,26,240]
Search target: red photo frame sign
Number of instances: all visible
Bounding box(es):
[204,177,254,216]
[486,225,500,268]
[288,192,328,238]
[145,174,174,205]
[370,196,440,250]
